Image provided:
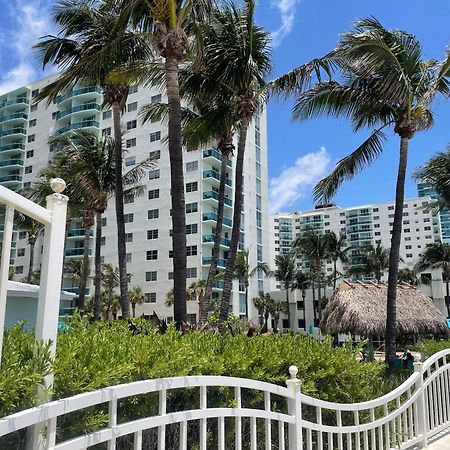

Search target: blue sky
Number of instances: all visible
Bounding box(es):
[0,0,449,214]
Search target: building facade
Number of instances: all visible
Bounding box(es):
[0,75,270,322]
[269,198,447,332]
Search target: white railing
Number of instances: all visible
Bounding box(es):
[1,349,450,449]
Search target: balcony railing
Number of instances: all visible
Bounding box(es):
[0,128,27,137]
[65,248,92,257]
[0,144,25,153]
[0,175,22,183]
[0,98,29,109]
[0,112,28,123]
[202,257,227,268]
[67,228,94,238]
[56,120,100,134]
[56,86,102,104]
[203,191,232,207]
[56,103,101,120]
[202,212,232,227]
[203,148,232,168]
[202,170,232,187]
[202,234,231,247]
[0,159,23,168]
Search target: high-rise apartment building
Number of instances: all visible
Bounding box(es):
[0,74,269,322]
[269,198,447,332]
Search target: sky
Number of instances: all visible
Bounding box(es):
[0,0,449,214]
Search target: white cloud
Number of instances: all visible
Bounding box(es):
[0,1,54,95]
[270,0,298,47]
[269,147,332,213]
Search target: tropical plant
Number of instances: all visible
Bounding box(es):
[233,250,270,319]
[129,286,146,318]
[186,280,206,321]
[101,263,120,319]
[326,231,350,290]
[415,242,450,317]
[272,252,297,328]
[269,300,288,333]
[252,292,273,332]
[286,18,450,366]
[64,259,85,291]
[397,268,420,286]
[348,242,390,283]
[35,0,153,318]
[292,270,310,327]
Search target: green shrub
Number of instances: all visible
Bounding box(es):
[417,338,450,359]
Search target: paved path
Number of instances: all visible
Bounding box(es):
[427,429,450,449]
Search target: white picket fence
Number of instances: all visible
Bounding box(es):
[1,349,450,449]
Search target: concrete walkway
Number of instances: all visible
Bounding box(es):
[427,428,450,449]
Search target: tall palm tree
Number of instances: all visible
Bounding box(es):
[294,229,330,320]
[186,280,207,321]
[415,242,450,318]
[272,252,297,328]
[286,18,450,366]
[398,268,420,286]
[101,263,120,319]
[269,301,287,333]
[348,242,390,283]
[252,292,273,332]
[34,0,153,318]
[15,213,44,284]
[292,270,310,329]
[64,259,86,298]
[129,286,146,318]
[326,231,350,290]
[233,249,270,319]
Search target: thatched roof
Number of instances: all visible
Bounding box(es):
[319,281,449,337]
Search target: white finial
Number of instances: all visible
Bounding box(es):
[50,178,66,194]
[289,365,298,379]
[414,353,422,362]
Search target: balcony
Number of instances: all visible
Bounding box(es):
[0,112,28,123]
[56,103,101,120]
[0,143,26,154]
[203,234,231,247]
[65,248,92,257]
[202,257,227,268]
[213,281,225,290]
[203,148,232,168]
[202,212,232,228]
[56,120,100,135]
[0,159,23,169]
[0,128,27,138]
[56,86,102,105]
[203,170,232,187]
[59,307,76,316]
[0,98,29,109]
[67,228,94,238]
[203,191,232,207]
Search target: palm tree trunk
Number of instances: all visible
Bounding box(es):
[132,302,136,318]
[312,282,317,325]
[316,270,322,320]
[285,286,290,329]
[445,274,450,318]
[78,222,92,309]
[27,240,35,284]
[111,102,130,318]
[93,212,102,321]
[245,283,250,319]
[220,119,250,323]
[165,54,187,326]
[202,151,229,321]
[333,260,337,291]
[302,293,307,331]
[385,135,409,369]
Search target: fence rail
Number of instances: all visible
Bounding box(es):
[1,349,450,449]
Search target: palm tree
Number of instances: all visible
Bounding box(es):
[101,263,120,319]
[286,18,450,366]
[252,292,273,332]
[294,229,330,320]
[186,280,207,321]
[326,231,350,290]
[272,252,297,328]
[129,286,146,318]
[415,242,450,318]
[15,213,44,284]
[398,268,420,286]
[233,250,270,319]
[35,0,153,318]
[348,242,390,283]
[292,270,310,329]
[269,301,287,333]
[64,258,85,294]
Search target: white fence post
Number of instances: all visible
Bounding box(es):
[286,365,302,450]
[414,361,428,448]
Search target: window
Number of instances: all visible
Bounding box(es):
[404,228,410,233]
[282,319,289,329]
[373,208,379,212]
[125,156,136,166]
[31,88,39,98]
[124,193,134,204]
[19,231,27,240]
[126,138,136,148]
[388,206,394,210]
[26,149,34,158]
[186,314,197,323]
[146,271,157,281]
[186,182,198,193]
[186,202,198,213]
[124,213,134,223]
[127,120,137,130]
[150,150,161,160]
[102,127,111,136]
[375,232,381,236]
[127,101,137,112]
[374,216,379,220]
[296,301,304,310]
[15,266,24,274]
[29,119,36,127]
[149,169,160,180]
[148,209,159,219]
[102,217,107,227]
[150,131,161,142]
[405,245,412,249]
[298,319,306,329]
[28,134,35,143]
[186,224,198,234]
[145,292,156,303]
[125,233,133,243]
[186,161,198,172]
[100,237,106,246]
[17,248,25,257]
[187,267,197,278]
[424,226,431,231]
[126,253,132,263]
[186,245,197,256]
[147,229,159,239]
[146,250,158,260]
[103,110,112,119]
[25,165,32,174]
[374,224,380,228]
[129,85,138,94]
[151,94,162,103]
[148,189,159,199]
[30,104,38,112]
[406,254,413,258]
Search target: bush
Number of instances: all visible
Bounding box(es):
[417,338,450,359]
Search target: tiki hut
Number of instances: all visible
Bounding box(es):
[320,281,449,338]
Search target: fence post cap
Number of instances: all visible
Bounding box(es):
[50,178,66,194]
[288,365,299,379]
[413,361,424,372]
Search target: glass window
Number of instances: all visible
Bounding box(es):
[186,161,198,172]
[186,245,197,256]
[124,213,134,223]
[146,250,158,260]
[127,120,137,130]
[150,150,161,160]
[147,229,159,239]
[29,119,36,127]
[25,165,32,174]
[150,131,161,142]
[125,156,136,166]
[148,209,159,219]
[145,292,156,303]
[186,202,198,213]
[126,138,136,148]
[146,271,157,281]
[125,233,133,242]
[28,134,35,143]
[186,182,198,192]
[103,110,112,119]
[186,224,198,234]
[127,101,137,112]
[149,169,160,180]
[129,85,138,94]
[26,149,34,158]
[187,267,197,278]
[151,94,162,103]
[148,189,159,199]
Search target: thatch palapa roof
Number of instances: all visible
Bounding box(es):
[319,281,449,337]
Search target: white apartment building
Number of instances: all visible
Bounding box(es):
[269,199,447,332]
[0,74,270,322]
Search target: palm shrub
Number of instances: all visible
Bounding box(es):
[286,18,450,366]
[326,231,350,290]
[129,286,146,318]
[348,242,390,283]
